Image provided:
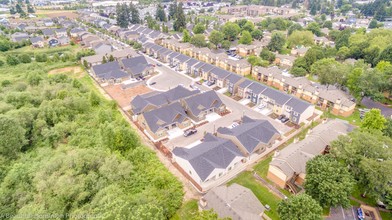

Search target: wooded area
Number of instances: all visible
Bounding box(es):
[0,50,183,219]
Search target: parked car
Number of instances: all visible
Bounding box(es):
[156,63,162,67]
[184,129,197,137]
[207,81,215,86]
[281,117,289,123]
[196,81,202,85]
[357,208,364,220]
[149,82,156,85]
[277,115,285,120]
[258,104,266,109]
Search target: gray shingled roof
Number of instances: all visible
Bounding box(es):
[210,68,231,79]
[174,54,191,62]
[131,85,199,114]
[92,61,121,76]
[248,82,268,95]
[226,73,242,85]
[121,56,150,76]
[183,90,223,117]
[168,51,181,59]
[172,133,244,181]
[142,102,188,133]
[200,63,216,72]
[262,88,291,106]
[285,97,312,114]
[30,36,43,43]
[42,29,54,35]
[203,183,265,220]
[97,69,129,80]
[185,58,199,67]
[238,79,253,89]
[270,119,354,178]
[217,116,279,154]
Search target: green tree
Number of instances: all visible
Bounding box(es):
[278,194,323,220]
[155,4,166,22]
[287,30,314,47]
[323,20,333,29]
[360,109,387,131]
[0,115,26,158]
[89,91,101,106]
[190,34,206,48]
[346,68,364,101]
[182,29,191,43]
[337,46,350,61]
[221,22,240,41]
[102,56,107,64]
[377,45,392,64]
[247,55,268,67]
[306,22,321,36]
[239,30,252,45]
[129,3,140,24]
[368,19,378,29]
[241,21,254,32]
[168,1,177,20]
[305,155,354,208]
[290,66,307,76]
[18,54,31,63]
[6,55,19,66]
[221,40,231,50]
[116,3,129,28]
[383,119,392,138]
[287,23,303,35]
[251,29,263,41]
[259,48,275,63]
[209,30,224,49]
[310,58,347,85]
[267,32,286,52]
[108,55,115,62]
[27,4,34,13]
[173,3,186,31]
[331,130,392,199]
[193,23,205,34]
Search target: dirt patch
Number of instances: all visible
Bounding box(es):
[104,84,151,108]
[36,10,79,19]
[48,66,85,78]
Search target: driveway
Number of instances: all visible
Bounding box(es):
[361,97,392,118]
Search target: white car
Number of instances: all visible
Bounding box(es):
[258,104,266,109]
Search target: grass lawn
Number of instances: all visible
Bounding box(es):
[4,45,82,57]
[229,171,282,220]
[351,184,377,206]
[380,211,392,220]
[171,200,199,220]
[322,109,361,126]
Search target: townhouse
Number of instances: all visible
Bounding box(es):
[208,68,232,88]
[172,133,245,185]
[217,116,280,157]
[252,66,356,116]
[91,61,130,83]
[119,56,153,78]
[30,36,45,48]
[267,119,353,192]
[181,91,226,122]
[138,102,192,140]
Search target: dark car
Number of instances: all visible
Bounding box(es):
[149,82,156,85]
[207,81,215,86]
[157,63,162,67]
[281,117,289,123]
[277,115,285,120]
[184,129,197,137]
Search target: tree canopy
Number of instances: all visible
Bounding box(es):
[278,194,323,220]
[305,155,354,208]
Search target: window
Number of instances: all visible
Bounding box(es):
[293,117,297,121]
[293,112,299,116]
[189,170,192,175]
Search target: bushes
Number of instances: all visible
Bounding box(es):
[6,55,19,66]
[18,54,32,63]
[35,53,48,62]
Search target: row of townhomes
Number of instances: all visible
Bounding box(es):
[131,86,227,141]
[267,119,353,193]
[159,39,252,76]
[252,66,356,116]
[141,42,316,126]
[220,5,298,17]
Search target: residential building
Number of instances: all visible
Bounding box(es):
[200,184,266,220]
[138,102,192,140]
[93,42,113,55]
[91,61,129,83]
[30,36,45,48]
[172,133,245,184]
[208,68,232,88]
[181,91,226,122]
[130,85,199,115]
[120,56,153,78]
[217,116,280,156]
[267,119,353,192]
[274,54,296,68]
